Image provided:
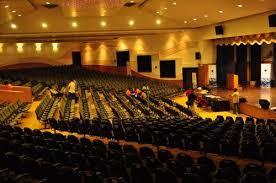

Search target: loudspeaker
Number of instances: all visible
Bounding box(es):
[259,99,270,110]
[268,14,276,27]
[215,25,224,35]
[195,52,201,60]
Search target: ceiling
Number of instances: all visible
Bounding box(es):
[0,0,275,37]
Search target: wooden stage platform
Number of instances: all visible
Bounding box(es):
[211,87,276,119]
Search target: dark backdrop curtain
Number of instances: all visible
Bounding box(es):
[250,44,261,86]
[216,45,235,87]
[273,43,276,86]
[236,45,247,85]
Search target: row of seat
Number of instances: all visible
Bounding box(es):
[0,102,29,125]
[0,65,182,97]
[59,97,76,122]
[35,95,59,121]
[0,124,275,183]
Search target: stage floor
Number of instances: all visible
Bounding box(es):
[212,87,276,108]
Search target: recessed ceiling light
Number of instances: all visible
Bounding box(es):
[46,1,51,4]
[72,21,78,27]
[218,10,223,13]
[128,20,135,26]
[237,4,243,7]
[172,2,176,5]
[156,19,161,25]
[10,23,17,29]
[12,10,16,13]
[101,21,106,27]
[184,21,188,24]
[204,14,208,18]
[4,5,9,8]
[164,7,167,10]
[41,22,48,28]
[17,14,22,17]
[130,0,134,3]
[193,18,197,21]
[156,11,160,14]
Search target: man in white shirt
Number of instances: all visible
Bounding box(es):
[231,88,240,114]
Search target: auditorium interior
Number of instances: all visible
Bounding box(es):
[0,0,276,182]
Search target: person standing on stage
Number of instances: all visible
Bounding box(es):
[231,88,240,114]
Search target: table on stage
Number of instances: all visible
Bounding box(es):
[203,94,230,112]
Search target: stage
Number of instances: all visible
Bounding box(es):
[211,87,276,119]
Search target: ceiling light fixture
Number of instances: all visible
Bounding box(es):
[4,5,9,8]
[184,21,188,23]
[156,19,161,25]
[46,1,51,4]
[172,2,176,5]
[11,23,17,29]
[204,14,208,18]
[72,21,78,27]
[218,10,223,13]
[12,10,16,13]
[41,22,48,28]
[193,18,197,21]
[237,4,243,7]
[156,11,160,14]
[164,7,167,10]
[101,21,106,27]
[18,14,22,17]
[128,20,135,26]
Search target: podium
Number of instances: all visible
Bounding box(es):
[226,74,238,90]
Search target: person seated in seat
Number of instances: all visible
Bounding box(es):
[186,89,196,113]
[126,88,131,97]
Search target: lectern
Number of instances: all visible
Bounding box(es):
[226,74,238,90]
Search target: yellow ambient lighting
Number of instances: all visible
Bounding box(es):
[11,23,17,29]
[41,22,48,28]
[52,43,58,52]
[128,20,135,26]
[101,21,107,27]
[35,43,42,52]
[16,43,24,53]
[72,21,78,27]
[156,19,161,25]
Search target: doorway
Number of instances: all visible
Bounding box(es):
[116,51,129,67]
[182,67,198,89]
[72,51,81,67]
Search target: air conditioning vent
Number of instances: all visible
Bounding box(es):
[42,3,58,9]
[124,2,136,7]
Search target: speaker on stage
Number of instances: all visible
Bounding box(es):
[259,99,270,110]
[268,14,276,27]
[215,25,224,35]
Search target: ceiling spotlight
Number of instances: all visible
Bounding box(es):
[156,11,160,14]
[17,14,22,17]
[184,21,188,24]
[10,23,17,29]
[101,21,106,27]
[237,4,243,7]
[164,7,167,10]
[46,1,51,4]
[193,18,197,21]
[172,2,176,5]
[128,20,135,26]
[218,10,223,13]
[72,21,78,27]
[130,0,134,3]
[41,22,48,28]
[4,5,9,8]
[156,19,161,25]
[204,14,208,18]
[12,10,16,13]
